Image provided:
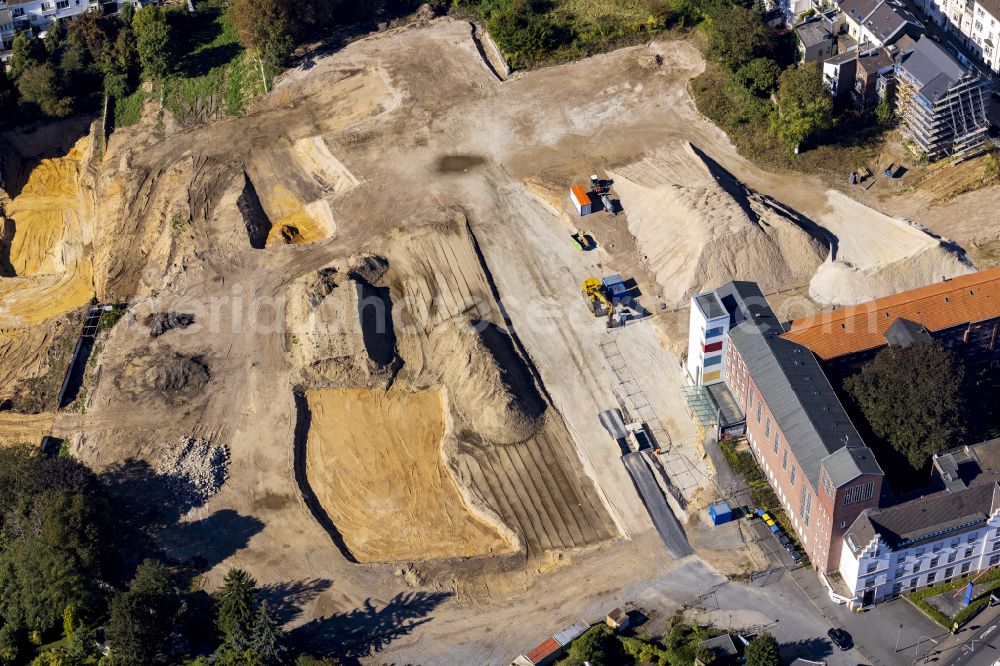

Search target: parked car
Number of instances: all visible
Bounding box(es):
[828,627,853,651]
[777,534,791,547]
[787,549,804,563]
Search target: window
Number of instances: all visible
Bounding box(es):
[991,554,1000,566]
[927,572,937,584]
[993,540,1000,552]
[757,403,762,423]
[948,552,957,563]
[962,562,971,574]
[706,326,724,338]
[791,466,796,486]
[865,577,875,587]
[933,543,942,552]
[773,433,779,455]
[966,548,974,558]
[951,538,960,548]
[866,562,877,573]
[704,355,721,367]
[910,579,918,590]
[749,391,754,409]
[800,488,812,526]
[968,533,977,544]
[765,418,771,438]
[56,0,69,8]
[945,567,955,580]
[916,548,925,557]
[892,583,902,596]
[913,562,921,573]
[844,481,875,505]
[782,449,788,470]
[12,7,24,16]
[930,557,939,568]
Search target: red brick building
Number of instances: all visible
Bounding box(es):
[715,282,884,572]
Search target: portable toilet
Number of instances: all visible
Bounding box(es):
[708,501,733,526]
[569,184,592,216]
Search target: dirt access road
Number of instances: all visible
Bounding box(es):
[19,15,994,665]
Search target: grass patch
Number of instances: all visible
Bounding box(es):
[113,89,146,128]
[690,61,883,175]
[720,439,765,484]
[161,0,270,122]
[98,303,128,334]
[458,0,674,70]
[908,567,1000,629]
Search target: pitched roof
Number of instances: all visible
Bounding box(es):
[862,0,922,44]
[797,20,834,47]
[897,35,970,102]
[782,268,1000,360]
[525,638,560,664]
[883,317,932,347]
[977,0,1000,20]
[717,282,879,488]
[845,482,1000,553]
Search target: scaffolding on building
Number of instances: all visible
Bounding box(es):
[894,65,991,161]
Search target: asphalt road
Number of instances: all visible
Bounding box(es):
[940,610,1000,666]
[622,452,693,558]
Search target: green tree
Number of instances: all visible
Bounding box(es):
[737,57,782,96]
[250,602,286,664]
[694,642,717,665]
[15,63,73,117]
[8,32,44,81]
[132,5,171,83]
[229,0,296,91]
[844,341,966,469]
[705,6,775,72]
[745,632,781,666]
[217,568,257,646]
[875,94,895,128]
[105,559,180,665]
[566,625,612,665]
[773,62,833,151]
[44,18,66,54]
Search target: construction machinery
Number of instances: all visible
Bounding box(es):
[583,276,628,328]
[590,175,617,216]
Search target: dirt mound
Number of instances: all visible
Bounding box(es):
[609,143,827,304]
[147,312,195,338]
[287,267,399,387]
[808,191,974,305]
[348,254,389,284]
[118,352,210,402]
[155,436,230,512]
[431,319,545,445]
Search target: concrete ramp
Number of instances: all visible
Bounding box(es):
[622,452,693,558]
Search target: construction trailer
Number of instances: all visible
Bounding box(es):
[569,184,592,216]
[892,36,991,161]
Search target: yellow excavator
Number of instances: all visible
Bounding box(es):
[583,277,622,328]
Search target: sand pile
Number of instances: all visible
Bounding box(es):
[808,191,974,305]
[431,319,545,445]
[155,436,229,511]
[608,143,826,304]
[287,267,398,386]
[303,387,511,562]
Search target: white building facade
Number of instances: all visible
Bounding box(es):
[912,0,1000,72]
[840,481,1000,606]
[686,291,730,386]
[1,0,95,52]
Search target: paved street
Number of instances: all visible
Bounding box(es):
[936,606,1000,666]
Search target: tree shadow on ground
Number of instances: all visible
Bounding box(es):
[779,636,834,663]
[259,578,334,624]
[100,457,262,576]
[288,591,452,663]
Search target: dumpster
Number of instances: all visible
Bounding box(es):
[709,501,733,526]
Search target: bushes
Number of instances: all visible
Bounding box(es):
[113,88,145,128]
[720,440,765,483]
[908,567,1000,629]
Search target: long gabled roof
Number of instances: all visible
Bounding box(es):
[717,282,880,488]
[845,482,1000,553]
[782,268,1000,360]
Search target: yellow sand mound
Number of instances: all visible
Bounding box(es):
[304,388,511,562]
[0,136,94,326]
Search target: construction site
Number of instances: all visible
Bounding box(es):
[1,14,1000,665]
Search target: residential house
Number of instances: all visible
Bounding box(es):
[912,0,1000,73]
[853,46,896,108]
[824,50,859,97]
[841,0,924,47]
[798,17,838,61]
[0,0,139,56]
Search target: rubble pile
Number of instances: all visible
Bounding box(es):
[155,435,230,510]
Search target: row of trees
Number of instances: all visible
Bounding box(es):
[0,4,170,126]
[0,444,337,665]
[700,0,833,151]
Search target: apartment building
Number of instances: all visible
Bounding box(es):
[1,0,94,51]
[913,0,1000,72]
[841,0,924,47]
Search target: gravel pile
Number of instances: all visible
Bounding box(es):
[148,312,195,337]
[155,436,229,510]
